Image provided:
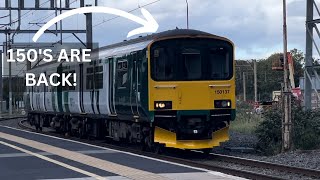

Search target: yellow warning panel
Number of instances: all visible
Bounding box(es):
[154,126,229,150]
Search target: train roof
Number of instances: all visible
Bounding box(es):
[28,29,227,70]
[96,29,220,52]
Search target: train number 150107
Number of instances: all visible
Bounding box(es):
[215,90,230,94]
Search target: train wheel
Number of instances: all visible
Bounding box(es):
[78,120,86,139]
[202,148,212,156]
[34,115,42,132]
[141,135,149,151]
[141,131,153,151]
[153,143,165,154]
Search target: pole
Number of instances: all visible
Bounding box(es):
[186,0,189,29]
[85,5,93,49]
[254,60,258,103]
[305,0,313,109]
[60,0,63,44]
[0,50,2,114]
[282,0,292,152]
[7,32,12,115]
[243,72,246,102]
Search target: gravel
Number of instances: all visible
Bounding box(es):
[200,160,318,180]
[0,118,24,128]
[212,130,320,172]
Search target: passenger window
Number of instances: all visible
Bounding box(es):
[69,70,76,91]
[94,66,103,89]
[86,66,103,90]
[117,60,128,89]
[86,67,94,90]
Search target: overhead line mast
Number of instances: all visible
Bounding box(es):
[282,0,292,152]
[0,0,93,115]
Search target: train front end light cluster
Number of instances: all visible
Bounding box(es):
[214,100,232,109]
[154,101,172,110]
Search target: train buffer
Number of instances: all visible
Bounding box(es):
[0,125,245,180]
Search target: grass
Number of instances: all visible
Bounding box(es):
[230,110,262,134]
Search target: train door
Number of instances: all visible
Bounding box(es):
[45,68,55,112]
[42,72,47,112]
[130,52,140,118]
[56,64,64,113]
[83,62,95,114]
[93,60,103,115]
[108,57,117,116]
[31,86,35,111]
[79,63,85,113]
[115,57,131,116]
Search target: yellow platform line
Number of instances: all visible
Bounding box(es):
[0,132,169,180]
[0,140,106,180]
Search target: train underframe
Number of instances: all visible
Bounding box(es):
[27,112,161,151]
[27,110,232,152]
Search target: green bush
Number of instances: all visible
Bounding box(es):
[255,105,320,155]
[293,108,320,150]
[255,108,282,155]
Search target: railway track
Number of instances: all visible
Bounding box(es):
[0,116,26,121]
[17,119,319,180]
[209,153,320,178]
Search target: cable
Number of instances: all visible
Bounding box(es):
[93,0,161,28]
[28,0,78,25]
[61,0,161,42]
[5,0,78,75]
[0,14,10,19]
[15,1,51,22]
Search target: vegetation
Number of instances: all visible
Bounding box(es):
[255,105,320,155]
[234,48,320,154]
[230,101,261,134]
[236,49,304,101]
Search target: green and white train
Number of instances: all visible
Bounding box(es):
[25,29,236,151]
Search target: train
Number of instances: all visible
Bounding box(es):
[25,29,236,153]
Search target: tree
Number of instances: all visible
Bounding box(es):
[256,53,283,101]
[236,49,304,102]
[290,48,304,87]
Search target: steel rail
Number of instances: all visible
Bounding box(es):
[210,153,320,178]
[17,120,316,180]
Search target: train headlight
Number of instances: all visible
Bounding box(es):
[214,100,231,108]
[154,101,172,110]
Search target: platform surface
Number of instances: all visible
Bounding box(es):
[0,125,245,180]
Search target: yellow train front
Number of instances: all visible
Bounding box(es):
[148,31,236,150]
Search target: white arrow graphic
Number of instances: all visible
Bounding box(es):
[32,6,159,42]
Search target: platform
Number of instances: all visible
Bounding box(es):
[0,125,245,180]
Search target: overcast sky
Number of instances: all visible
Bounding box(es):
[0,0,317,60]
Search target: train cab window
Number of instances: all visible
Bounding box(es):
[209,47,230,79]
[182,49,202,80]
[151,38,233,81]
[152,48,174,80]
